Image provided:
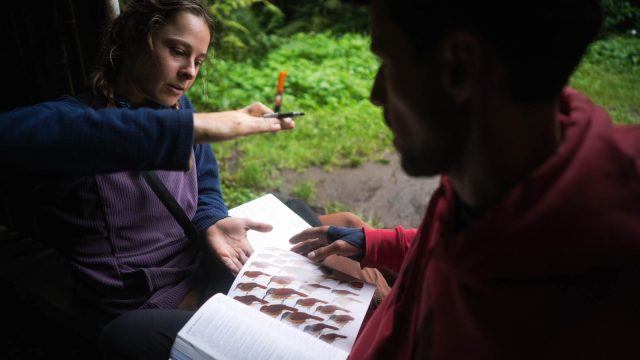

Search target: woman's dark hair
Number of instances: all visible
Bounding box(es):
[91,0,214,106]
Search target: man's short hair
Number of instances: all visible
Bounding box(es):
[359,0,603,102]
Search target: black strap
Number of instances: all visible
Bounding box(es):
[142,171,236,298]
[141,171,199,242]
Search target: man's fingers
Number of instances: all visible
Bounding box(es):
[289,238,321,256]
[289,226,329,244]
[307,242,342,262]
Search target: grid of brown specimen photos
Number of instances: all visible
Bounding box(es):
[227,246,376,354]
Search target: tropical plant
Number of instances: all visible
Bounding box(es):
[208,0,283,59]
[600,0,640,36]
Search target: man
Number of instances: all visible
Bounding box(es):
[290,0,640,358]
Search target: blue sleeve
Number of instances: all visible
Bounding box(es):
[0,97,194,175]
[327,226,366,262]
[192,143,228,232]
[179,96,228,233]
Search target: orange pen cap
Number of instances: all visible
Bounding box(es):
[277,71,288,93]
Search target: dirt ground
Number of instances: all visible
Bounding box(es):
[273,152,441,228]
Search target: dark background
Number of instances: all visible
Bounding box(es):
[0,0,109,112]
[1,1,110,358]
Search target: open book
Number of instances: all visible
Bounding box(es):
[170,194,375,360]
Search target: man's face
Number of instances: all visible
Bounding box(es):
[369,0,467,177]
[131,11,210,107]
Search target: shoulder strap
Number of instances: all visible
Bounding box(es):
[141,171,199,242]
[142,171,236,298]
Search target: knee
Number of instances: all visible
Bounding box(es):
[99,309,192,360]
[99,313,141,360]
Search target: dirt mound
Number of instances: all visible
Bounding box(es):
[273,153,440,228]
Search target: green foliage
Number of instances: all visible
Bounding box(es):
[199,0,369,61]
[292,181,316,203]
[191,32,379,111]
[600,0,640,36]
[570,36,640,125]
[582,35,640,68]
[208,0,284,59]
[269,0,369,35]
[220,185,264,209]
[187,32,390,207]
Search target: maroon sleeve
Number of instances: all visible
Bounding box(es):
[362,226,418,272]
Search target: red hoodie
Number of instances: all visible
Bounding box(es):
[351,88,640,359]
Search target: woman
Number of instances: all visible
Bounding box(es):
[10,0,289,333]
[3,1,388,358]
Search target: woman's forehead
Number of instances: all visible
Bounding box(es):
[155,12,210,52]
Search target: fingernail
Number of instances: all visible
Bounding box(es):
[308,251,316,259]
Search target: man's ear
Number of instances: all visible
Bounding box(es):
[439,32,481,105]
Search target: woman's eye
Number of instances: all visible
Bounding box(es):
[172,48,185,56]
[195,61,203,67]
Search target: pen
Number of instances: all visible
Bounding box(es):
[262,112,305,119]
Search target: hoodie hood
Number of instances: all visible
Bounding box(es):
[435,88,640,282]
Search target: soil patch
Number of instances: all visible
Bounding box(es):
[272,153,440,228]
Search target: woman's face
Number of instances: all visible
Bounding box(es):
[128,11,210,107]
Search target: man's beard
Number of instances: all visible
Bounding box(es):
[399,151,442,178]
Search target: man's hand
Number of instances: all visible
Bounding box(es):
[205,217,273,274]
[289,226,364,262]
[193,102,295,143]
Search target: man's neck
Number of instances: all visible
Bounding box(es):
[449,96,561,210]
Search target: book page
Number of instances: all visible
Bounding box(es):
[171,293,347,360]
[228,193,311,251]
[227,193,367,280]
[227,247,376,354]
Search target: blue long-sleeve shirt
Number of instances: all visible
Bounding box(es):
[3,95,228,318]
[0,97,193,175]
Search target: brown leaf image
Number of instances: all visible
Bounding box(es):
[250,261,275,269]
[295,297,328,309]
[303,323,339,334]
[319,333,348,344]
[263,287,308,303]
[267,275,297,286]
[299,283,331,293]
[281,311,324,325]
[331,289,359,296]
[314,305,351,315]
[235,282,267,294]
[329,314,355,326]
[242,270,271,279]
[233,294,268,306]
[260,304,298,317]
[334,296,363,307]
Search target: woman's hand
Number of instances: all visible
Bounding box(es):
[205,217,273,274]
[193,102,295,143]
[289,226,364,262]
